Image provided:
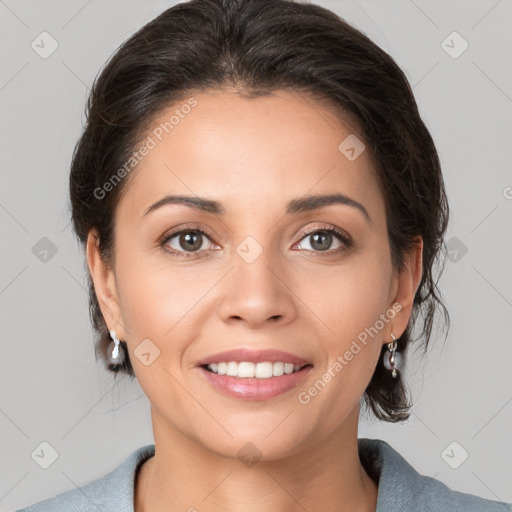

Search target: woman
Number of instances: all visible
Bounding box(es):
[16,0,511,510]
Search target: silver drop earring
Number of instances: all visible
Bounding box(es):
[383,333,402,378]
[108,330,126,366]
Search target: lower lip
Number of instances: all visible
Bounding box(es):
[198,365,313,401]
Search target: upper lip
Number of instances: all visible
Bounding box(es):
[196,348,312,367]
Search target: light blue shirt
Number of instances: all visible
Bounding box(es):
[15,438,512,511]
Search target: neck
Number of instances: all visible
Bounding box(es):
[135,406,378,512]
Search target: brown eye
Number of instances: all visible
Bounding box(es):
[177,232,203,251]
[295,227,351,253]
[162,229,215,256]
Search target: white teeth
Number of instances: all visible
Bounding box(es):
[238,362,255,378]
[226,361,238,377]
[255,362,273,378]
[205,361,304,378]
[273,362,284,376]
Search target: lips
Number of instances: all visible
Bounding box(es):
[198,364,314,400]
[195,348,312,367]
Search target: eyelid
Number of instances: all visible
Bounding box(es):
[296,224,352,245]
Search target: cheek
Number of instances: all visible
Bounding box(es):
[114,251,218,376]
[304,251,392,338]
[303,249,392,390]
[115,245,197,331]
[293,271,391,432]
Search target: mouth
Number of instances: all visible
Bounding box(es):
[200,361,313,379]
[197,362,314,401]
[195,348,313,400]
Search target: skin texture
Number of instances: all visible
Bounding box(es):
[87,88,423,512]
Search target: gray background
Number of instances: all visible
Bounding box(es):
[1,0,511,510]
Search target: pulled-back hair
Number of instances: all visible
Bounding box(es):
[69,0,449,422]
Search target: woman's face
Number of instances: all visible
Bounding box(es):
[88,88,420,460]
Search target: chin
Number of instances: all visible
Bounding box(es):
[198,426,308,464]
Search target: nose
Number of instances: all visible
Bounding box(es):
[217,248,297,329]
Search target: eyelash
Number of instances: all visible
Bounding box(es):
[159,225,352,258]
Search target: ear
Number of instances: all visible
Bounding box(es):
[385,236,423,342]
[86,229,127,340]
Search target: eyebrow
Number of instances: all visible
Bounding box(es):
[143,193,371,223]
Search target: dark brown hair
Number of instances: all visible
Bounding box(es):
[69,0,449,422]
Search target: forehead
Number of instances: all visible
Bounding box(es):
[117,88,384,223]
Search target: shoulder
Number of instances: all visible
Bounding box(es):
[14,444,155,512]
[358,437,512,512]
